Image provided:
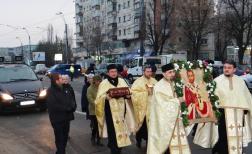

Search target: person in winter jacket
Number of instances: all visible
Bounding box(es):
[47,73,76,154]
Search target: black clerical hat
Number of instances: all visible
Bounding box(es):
[161,63,175,72]
[107,64,117,71]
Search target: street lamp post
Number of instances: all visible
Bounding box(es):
[22,27,32,62]
[139,0,145,57]
[56,12,69,64]
[16,37,23,58]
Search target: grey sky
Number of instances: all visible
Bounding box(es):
[0,0,75,47]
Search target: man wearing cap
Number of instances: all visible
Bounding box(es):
[147,63,191,154]
[95,64,136,154]
[87,75,103,146]
[131,65,157,148]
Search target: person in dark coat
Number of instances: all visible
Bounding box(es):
[47,73,76,154]
[81,74,94,119]
[62,75,77,140]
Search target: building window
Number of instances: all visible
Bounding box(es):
[123,16,126,22]
[119,30,121,36]
[201,39,208,45]
[134,2,140,9]
[123,2,126,9]
[134,17,139,23]
[118,17,121,23]
[128,1,130,7]
[128,28,131,34]
[178,37,182,42]
[118,4,121,10]
[128,14,131,21]
[124,29,126,35]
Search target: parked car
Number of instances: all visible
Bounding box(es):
[241,73,252,92]
[0,64,47,112]
[46,64,82,78]
[34,64,48,74]
[235,67,245,76]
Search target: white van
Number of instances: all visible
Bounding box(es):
[127,54,187,83]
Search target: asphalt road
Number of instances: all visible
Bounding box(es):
[0,75,250,154]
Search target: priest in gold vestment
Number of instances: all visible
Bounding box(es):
[131,65,157,148]
[194,60,252,154]
[95,64,136,154]
[147,63,191,154]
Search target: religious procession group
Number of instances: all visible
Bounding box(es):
[83,60,252,154]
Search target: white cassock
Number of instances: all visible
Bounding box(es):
[147,78,191,154]
[194,74,252,154]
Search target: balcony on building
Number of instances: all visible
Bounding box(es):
[92,0,100,7]
[92,11,101,18]
[107,1,117,14]
[134,0,141,3]
[76,35,83,43]
[134,24,140,32]
[134,9,141,18]
[76,4,83,14]
[108,17,117,27]
[108,30,117,41]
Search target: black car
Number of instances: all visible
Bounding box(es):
[0,64,47,112]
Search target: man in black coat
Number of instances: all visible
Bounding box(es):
[47,73,76,154]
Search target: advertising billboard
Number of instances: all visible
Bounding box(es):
[32,52,45,61]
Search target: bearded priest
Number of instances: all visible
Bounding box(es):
[95,64,136,154]
[147,63,191,154]
[211,60,252,154]
[131,65,157,148]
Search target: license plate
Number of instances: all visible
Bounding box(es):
[20,100,35,106]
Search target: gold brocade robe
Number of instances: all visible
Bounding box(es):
[147,78,191,154]
[194,75,252,154]
[95,78,136,148]
[131,76,157,130]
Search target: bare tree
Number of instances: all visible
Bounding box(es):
[221,0,252,64]
[47,24,54,44]
[91,20,104,62]
[180,0,214,60]
[82,24,93,57]
[146,0,175,55]
[213,1,233,61]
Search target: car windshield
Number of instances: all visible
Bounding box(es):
[49,65,58,71]
[0,66,38,82]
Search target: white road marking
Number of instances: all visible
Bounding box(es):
[75,111,86,115]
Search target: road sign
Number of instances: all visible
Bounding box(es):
[54,54,63,61]
[32,52,45,61]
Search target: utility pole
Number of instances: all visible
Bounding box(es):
[22,27,32,62]
[56,12,69,64]
[65,23,69,64]
[16,37,23,59]
[139,0,145,57]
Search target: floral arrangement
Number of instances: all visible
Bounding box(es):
[173,60,221,126]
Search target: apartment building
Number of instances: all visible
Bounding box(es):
[75,0,216,60]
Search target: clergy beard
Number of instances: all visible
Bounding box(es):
[164,77,174,82]
[107,76,119,87]
[144,75,151,79]
[224,74,233,78]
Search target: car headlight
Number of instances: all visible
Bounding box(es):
[1,93,13,101]
[39,89,47,98]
